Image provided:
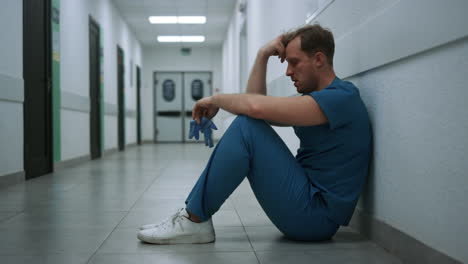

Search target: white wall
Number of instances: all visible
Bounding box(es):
[222,5,244,95]
[0,0,22,79]
[245,0,316,83]
[221,0,468,262]
[60,0,142,158]
[348,38,468,261]
[0,0,23,177]
[220,0,312,153]
[141,46,223,141]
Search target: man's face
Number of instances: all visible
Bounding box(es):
[285,37,319,94]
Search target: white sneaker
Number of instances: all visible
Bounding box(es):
[139,208,185,230]
[137,208,216,244]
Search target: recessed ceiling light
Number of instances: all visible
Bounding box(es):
[149,16,206,24]
[157,36,205,43]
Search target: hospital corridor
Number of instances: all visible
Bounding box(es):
[0,0,467,263]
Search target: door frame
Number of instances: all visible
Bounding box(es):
[23,0,53,179]
[153,71,213,143]
[136,65,142,145]
[117,46,125,151]
[89,16,102,159]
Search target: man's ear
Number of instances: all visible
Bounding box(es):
[314,52,326,68]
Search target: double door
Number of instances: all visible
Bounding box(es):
[154,72,212,142]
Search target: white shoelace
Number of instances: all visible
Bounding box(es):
[157,208,185,231]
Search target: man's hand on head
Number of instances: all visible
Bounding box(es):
[259,35,286,63]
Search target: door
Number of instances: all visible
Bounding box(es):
[136,65,142,145]
[154,72,183,142]
[23,0,53,179]
[117,46,125,150]
[183,72,212,142]
[89,17,101,159]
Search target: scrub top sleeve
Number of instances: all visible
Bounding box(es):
[307,87,357,130]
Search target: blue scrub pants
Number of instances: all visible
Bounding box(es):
[185,115,339,241]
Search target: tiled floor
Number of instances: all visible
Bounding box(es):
[0,144,402,264]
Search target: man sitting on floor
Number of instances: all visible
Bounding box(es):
[137,23,372,244]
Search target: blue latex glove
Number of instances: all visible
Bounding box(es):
[188,120,201,140]
[189,117,217,148]
[200,117,217,148]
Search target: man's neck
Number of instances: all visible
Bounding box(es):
[316,70,336,91]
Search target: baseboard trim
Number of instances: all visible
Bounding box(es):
[54,154,91,171]
[349,208,462,264]
[139,140,218,145]
[103,147,119,156]
[127,142,138,148]
[0,171,25,189]
[102,144,141,156]
[55,146,144,168]
[155,141,207,144]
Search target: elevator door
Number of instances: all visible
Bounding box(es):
[183,72,212,142]
[154,72,183,142]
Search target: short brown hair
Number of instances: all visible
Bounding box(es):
[282,23,335,66]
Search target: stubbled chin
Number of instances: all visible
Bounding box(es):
[293,82,303,93]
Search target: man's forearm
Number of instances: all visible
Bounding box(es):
[211,93,259,117]
[245,52,269,95]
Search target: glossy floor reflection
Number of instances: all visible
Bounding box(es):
[0,144,402,264]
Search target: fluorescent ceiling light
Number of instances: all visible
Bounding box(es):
[157,36,181,42]
[181,36,205,42]
[178,16,206,24]
[157,36,205,43]
[149,16,177,24]
[149,16,206,24]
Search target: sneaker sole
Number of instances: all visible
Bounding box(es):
[138,232,216,245]
[139,225,157,230]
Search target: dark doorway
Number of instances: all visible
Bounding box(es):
[89,17,101,159]
[117,46,125,151]
[23,0,53,179]
[136,65,142,145]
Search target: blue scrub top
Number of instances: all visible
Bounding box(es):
[293,77,372,226]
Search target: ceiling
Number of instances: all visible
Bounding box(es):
[111,0,237,48]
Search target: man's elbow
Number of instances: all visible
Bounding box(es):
[246,100,264,119]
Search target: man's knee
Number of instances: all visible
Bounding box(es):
[231,115,273,138]
[234,114,250,123]
[234,115,265,126]
[228,115,271,141]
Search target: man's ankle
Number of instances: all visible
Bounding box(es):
[186,209,202,223]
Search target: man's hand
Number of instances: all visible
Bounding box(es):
[192,96,220,124]
[259,35,286,63]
